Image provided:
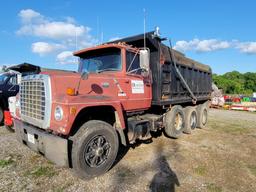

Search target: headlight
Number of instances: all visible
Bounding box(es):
[54,106,63,121]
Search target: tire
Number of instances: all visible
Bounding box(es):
[183,106,197,134]
[0,107,3,125]
[196,103,208,128]
[164,105,185,138]
[71,120,119,179]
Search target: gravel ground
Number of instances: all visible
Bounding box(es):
[0,109,256,192]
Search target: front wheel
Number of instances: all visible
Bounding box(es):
[71,120,119,179]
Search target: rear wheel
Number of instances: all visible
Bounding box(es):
[196,103,208,128]
[183,106,197,134]
[164,105,185,138]
[71,120,119,179]
[0,107,3,125]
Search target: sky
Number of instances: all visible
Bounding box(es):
[0,0,255,74]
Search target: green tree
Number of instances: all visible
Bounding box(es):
[213,71,256,94]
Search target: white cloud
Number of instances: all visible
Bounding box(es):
[17,9,96,46]
[18,9,44,24]
[32,42,66,56]
[17,11,88,40]
[236,42,256,54]
[56,51,77,64]
[174,38,230,52]
[17,9,97,62]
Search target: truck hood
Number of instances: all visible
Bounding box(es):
[45,71,118,104]
[43,71,81,103]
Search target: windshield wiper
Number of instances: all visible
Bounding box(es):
[96,68,119,73]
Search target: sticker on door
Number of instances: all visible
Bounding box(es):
[131,80,144,94]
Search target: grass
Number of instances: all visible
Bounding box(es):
[25,166,57,178]
[247,165,256,176]
[222,124,250,134]
[53,182,74,192]
[194,165,207,176]
[0,158,14,168]
[209,120,251,135]
[206,183,222,192]
[53,187,65,192]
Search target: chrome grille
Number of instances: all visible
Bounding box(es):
[20,74,51,129]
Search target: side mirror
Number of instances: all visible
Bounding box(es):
[81,71,89,80]
[139,49,150,72]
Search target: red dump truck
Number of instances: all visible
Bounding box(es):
[13,30,212,179]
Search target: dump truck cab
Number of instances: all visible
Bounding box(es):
[74,43,152,112]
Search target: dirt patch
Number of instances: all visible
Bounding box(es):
[0,109,256,192]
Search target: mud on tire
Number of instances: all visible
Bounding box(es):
[183,106,197,134]
[196,103,209,128]
[71,120,119,179]
[164,105,185,138]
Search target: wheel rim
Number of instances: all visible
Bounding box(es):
[190,111,197,129]
[202,109,207,125]
[83,135,111,168]
[174,113,183,131]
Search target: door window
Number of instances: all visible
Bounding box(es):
[8,76,17,85]
[126,51,141,74]
[0,74,8,85]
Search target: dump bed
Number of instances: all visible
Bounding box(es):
[111,32,212,106]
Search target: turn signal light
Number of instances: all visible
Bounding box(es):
[66,88,76,96]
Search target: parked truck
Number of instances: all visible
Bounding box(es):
[0,63,40,126]
[13,30,212,179]
[0,63,41,131]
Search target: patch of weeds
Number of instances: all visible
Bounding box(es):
[206,183,222,192]
[247,165,256,176]
[25,166,57,178]
[53,181,73,192]
[29,154,42,164]
[0,157,14,168]
[194,165,207,176]
[215,123,251,135]
[53,187,64,192]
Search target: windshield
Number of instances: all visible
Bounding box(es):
[78,48,121,73]
[0,74,8,85]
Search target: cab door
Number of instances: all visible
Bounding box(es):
[120,51,152,111]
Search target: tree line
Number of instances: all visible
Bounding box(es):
[213,71,256,94]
